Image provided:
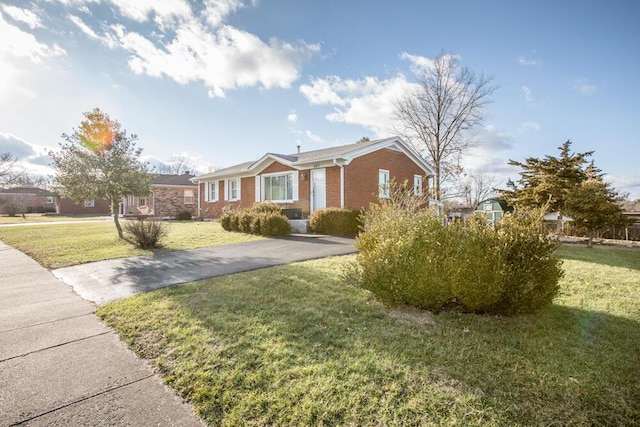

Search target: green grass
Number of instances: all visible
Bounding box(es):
[97,244,640,426]
[0,213,109,224]
[0,221,261,268]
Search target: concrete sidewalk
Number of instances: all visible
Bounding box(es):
[53,234,357,305]
[0,241,204,426]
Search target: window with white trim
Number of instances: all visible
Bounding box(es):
[84,199,95,208]
[184,189,194,204]
[226,178,241,201]
[206,181,218,202]
[263,172,293,202]
[414,175,423,196]
[138,197,147,207]
[378,169,390,198]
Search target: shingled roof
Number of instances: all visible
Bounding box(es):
[193,137,433,181]
[151,173,197,187]
[0,186,56,196]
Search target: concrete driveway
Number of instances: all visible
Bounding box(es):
[53,235,357,305]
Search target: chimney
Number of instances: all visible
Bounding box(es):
[296,145,301,154]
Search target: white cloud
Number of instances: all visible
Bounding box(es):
[300,75,413,137]
[304,130,324,144]
[608,174,640,200]
[287,111,298,123]
[299,76,347,106]
[0,14,66,64]
[98,3,319,97]
[517,54,540,67]
[68,14,98,39]
[299,52,475,138]
[109,0,192,27]
[1,5,43,29]
[522,86,535,103]
[0,133,54,176]
[291,129,325,145]
[460,125,516,187]
[519,121,541,132]
[574,78,597,95]
[400,52,436,74]
[203,0,245,28]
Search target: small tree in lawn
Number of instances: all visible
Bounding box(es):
[50,108,152,239]
[566,175,626,247]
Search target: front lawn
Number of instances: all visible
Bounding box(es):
[97,244,640,426]
[0,221,261,268]
[0,213,109,224]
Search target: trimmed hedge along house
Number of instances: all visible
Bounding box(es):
[193,137,434,219]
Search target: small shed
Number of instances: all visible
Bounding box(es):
[474,198,513,226]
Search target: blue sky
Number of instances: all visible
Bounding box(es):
[1,0,639,199]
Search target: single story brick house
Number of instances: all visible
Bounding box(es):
[120,173,199,218]
[192,137,434,219]
[0,187,57,213]
[56,197,111,215]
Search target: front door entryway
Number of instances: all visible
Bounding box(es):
[310,168,326,213]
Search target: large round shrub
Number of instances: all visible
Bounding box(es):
[354,204,563,315]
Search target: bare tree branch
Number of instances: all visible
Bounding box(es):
[393,52,497,200]
[157,155,200,175]
[0,152,24,187]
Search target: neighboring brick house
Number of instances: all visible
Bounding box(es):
[193,137,434,219]
[120,173,198,218]
[56,197,111,215]
[0,187,57,213]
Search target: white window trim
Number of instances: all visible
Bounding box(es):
[225,178,241,202]
[84,199,95,208]
[184,189,195,205]
[414,174,423,196]
[260,171,299,203]
[379,169,390,198]
[205,181,218,203]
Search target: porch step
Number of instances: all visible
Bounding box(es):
[288,219,309,234]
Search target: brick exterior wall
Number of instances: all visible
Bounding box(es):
[57,198,111,215]
[344,148,428,211]
[199,162,313,218]
[198,149,429,219]
[0,194,56,213]
[152,187,198,217]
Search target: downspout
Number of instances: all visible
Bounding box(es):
[332,158,344,208]
[197,181,201,218]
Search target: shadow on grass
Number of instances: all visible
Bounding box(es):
[101,260,640,425]
[556,243,640,271]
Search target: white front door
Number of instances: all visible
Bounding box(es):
[311,168,326,213]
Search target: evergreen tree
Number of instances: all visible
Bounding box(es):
[566,176,626,247]
[501,140,593,233]
[50,108,152,239]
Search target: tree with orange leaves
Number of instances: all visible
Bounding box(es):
[50,108,152,239]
